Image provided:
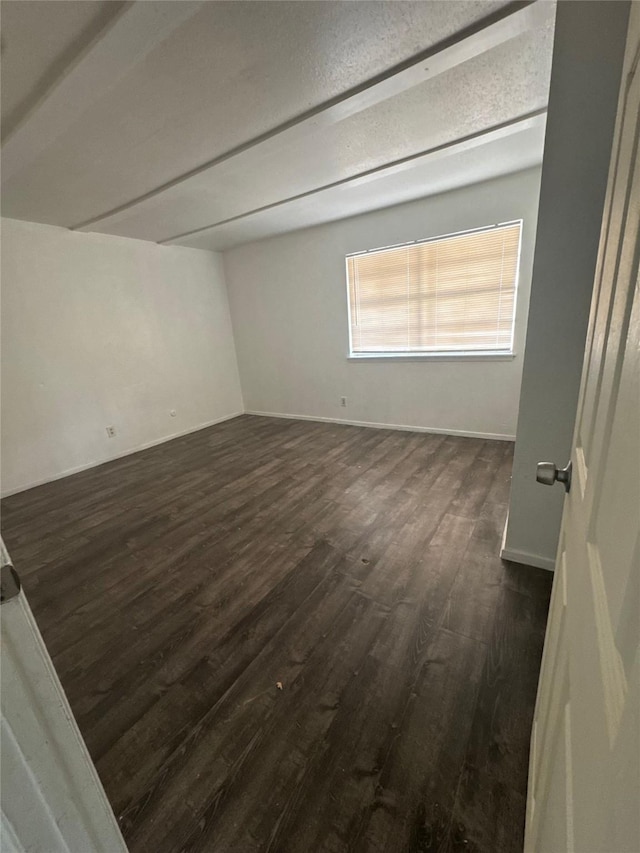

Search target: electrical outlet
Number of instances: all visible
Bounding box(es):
[340,396,347,407]
[170,410,177,417]
[106,425,116,438]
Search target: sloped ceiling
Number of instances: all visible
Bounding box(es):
[0,1,555,250]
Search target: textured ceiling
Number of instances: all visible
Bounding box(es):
[0,0,126,140]
[0,0,555,250]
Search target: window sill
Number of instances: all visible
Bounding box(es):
[347,352,516,363]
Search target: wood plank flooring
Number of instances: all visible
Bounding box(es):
[1,415,552,853]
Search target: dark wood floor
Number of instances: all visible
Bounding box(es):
[1,415,552,853]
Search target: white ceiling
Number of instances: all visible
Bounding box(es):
[0,1,555,251]
[0,0,126,140]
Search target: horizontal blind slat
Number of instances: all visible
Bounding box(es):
[348,222,520,354]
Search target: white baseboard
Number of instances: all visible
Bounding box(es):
[500,545,556,572]
[0,412,244,498]
[500,513,510,554]
[2,408,514,499]
[245,410,516,442]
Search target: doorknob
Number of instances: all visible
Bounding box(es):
[536,460,572,493]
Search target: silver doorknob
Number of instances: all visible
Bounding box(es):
[536,460,572,493]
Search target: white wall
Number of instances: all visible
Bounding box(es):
[224,168,541,440]
[502,0,630,571]
[1,218,243,496]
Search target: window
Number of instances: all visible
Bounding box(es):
[346,221,522,358]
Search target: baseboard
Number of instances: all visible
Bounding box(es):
[0,411,244,498]
[2,408,514,498]
[500,513,510,554]
[245,410,516,442]
[500,545,556,572]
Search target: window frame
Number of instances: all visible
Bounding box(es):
[345,220,523,361]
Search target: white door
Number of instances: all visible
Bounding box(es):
[524,6,640,852]
[0,540,128,853]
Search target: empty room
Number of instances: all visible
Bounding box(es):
[1,1,638,852]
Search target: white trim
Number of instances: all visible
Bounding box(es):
[0,412,243,498]
[345,220,523,360]
[1,585,129,851]
[0,813,24,853]
[245,410,515,441]
[82,2,553,235]
[501,512,510,554]
[2,408,517,499]
[347,352,516,362]
[500,544,556,572]
[2,2,206,182]
[161,114,545,246]
[346,219,522,259]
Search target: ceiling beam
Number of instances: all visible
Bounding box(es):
[74,0,554,235]
[159,110,547,246]
[1,1,206,183]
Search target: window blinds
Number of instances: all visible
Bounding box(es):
[347,221,521,355]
